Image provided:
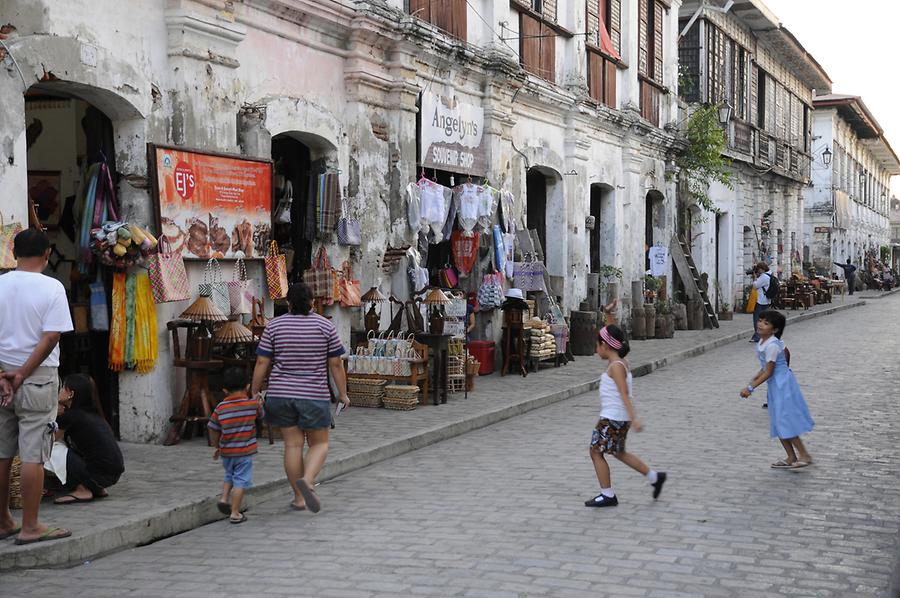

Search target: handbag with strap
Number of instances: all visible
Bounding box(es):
[147,235,191,304]
[338,260,362,307]
[0,214,23,270]
[199,259,230,314]
[265,241,289,299]
[274,180,293,224]
[337,198,361,246]
[304,245,336,302]
[228,258,253,315]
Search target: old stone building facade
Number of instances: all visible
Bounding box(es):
[802,94,899,274]
[0,0,684,442]
[677,0,831,311]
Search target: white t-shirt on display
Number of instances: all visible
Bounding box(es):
[0,271,73,368]
[753,272,772,306]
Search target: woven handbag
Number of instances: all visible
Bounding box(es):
[228,258,253,315]
[199,259,230,314]
[304,246,335,302]
[265,241,288,299]
[147,236,191,303]
[0,214,23,270]
[337,198,361,246]
[338,260,362,307]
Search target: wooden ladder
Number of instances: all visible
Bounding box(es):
[669,235,719,329]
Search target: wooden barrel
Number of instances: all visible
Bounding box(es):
[570,310,598,355]
[631,306,646,340]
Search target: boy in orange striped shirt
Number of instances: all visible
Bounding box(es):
[208,367,261,524]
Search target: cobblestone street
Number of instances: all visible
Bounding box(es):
[3,295,900,597]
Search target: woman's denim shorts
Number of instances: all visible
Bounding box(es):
[264,397,332,430]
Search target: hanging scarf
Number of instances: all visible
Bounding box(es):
[133,271,158,374]
[108,271,127,371]
[78,164,100,273]
[124,272,137,370]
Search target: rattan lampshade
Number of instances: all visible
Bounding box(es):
[179,296,228,322]
[214,318,255,344]
[422,288,452,305]
[360,287,387,303]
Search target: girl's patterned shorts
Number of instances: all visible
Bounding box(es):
[590,418,630,455]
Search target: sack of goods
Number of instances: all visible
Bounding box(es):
[529,328,557,358]
[90,222,158,269]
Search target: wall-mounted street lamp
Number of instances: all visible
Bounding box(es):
[859,170,867,184]
[717,102,732,126]
[821,147,832,167]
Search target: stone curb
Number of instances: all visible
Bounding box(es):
[2,298,867,571]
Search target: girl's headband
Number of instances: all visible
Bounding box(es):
[599,326,622,350]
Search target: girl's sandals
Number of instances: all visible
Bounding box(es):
[229,513,247,524]
[770,459,795,468]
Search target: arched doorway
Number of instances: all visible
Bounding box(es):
[24,83,121,432]
[525,166,564,284]
[270,131,338,282]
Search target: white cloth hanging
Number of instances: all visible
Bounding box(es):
[454,183,480,233]
[405,182,421,234]
[499,189,517,234]
[418,179,451,242]
[477,187,500,231]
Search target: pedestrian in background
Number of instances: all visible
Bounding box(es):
[833,258,857,295]
[585,325,666,508]
[209,367,260,524]
[0,229,74,544]
[740,310,814,469]
[251,282,349,513]
[749,261,773,342]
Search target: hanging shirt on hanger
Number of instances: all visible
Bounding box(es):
[418,179,451,242]
[477,187,500,231]
[406,182,421,234]
[454,183,482,234]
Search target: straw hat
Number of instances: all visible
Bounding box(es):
[504,288,524,300]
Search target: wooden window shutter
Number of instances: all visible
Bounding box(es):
[609,0,622,56]
[543,0,558,23]
[603,58,617,107]
[750,63,759,127]
[450,0,467,40]
[541,22,556,81]
[588,52,603,103]
[586,0,600,46]
[638,0,650,77]
[653,1,664,83]
[409,0,430,21]
[520,12,543,78]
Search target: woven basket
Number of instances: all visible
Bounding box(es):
[384,384,420,399]
[9,456,22,510]
[383,396,418,410]
[447,356,465,377]
[348,378,387,408]
[465,359,480,376]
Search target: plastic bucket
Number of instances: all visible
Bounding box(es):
[468,340,495,375]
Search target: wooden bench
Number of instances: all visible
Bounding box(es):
[342,340,430,399]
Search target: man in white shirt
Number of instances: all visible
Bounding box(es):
[0,229,73,545]
[750,261,772,342]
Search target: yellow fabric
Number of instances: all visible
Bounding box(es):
[108,272,127,371]
[133,271,158,374]
[745,287,757,313]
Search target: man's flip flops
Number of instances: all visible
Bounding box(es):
[53,494,94,505]
[296,479,321,513]
[14,527,72,545]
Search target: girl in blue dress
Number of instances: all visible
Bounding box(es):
[740,310,814,468]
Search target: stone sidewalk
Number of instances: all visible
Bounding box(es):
[0,295,868,571]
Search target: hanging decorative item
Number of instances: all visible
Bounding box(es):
[451,229,480,277]
[147,235,191,304]
[198,258,230,315]
[108,271,158,373]
[265,240,288,299]
[89,221,158,269]
[227,258,253,315]
[338,260,362,307]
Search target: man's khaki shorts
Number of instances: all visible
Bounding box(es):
[0,365,58,463]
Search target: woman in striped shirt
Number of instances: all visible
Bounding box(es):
[252,282,350,513]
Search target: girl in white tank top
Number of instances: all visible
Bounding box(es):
[586,325,667,508]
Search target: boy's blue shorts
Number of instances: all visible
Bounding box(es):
[222,456,253,489]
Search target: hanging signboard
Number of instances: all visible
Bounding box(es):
[149,144,273,260]
[419,91,486,176]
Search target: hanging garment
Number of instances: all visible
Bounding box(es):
[442,191,459,241]
[492,225,507,274]
[108,272,127,372]
[406,182,422,234]
[418,179,451,242]
[451,229,480,277]
[454,183,481,233]
[477,187,500,231]
[499,189,515,234]
[123,272,137,370]
[133,271,158,374]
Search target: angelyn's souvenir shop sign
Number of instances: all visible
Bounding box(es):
[149,144,272,260]
[420,91,486,176]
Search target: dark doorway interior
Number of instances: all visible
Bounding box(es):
[271,135,313,278]
[526,168,548,255]
[590,185,602,273]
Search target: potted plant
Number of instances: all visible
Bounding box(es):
[643,274,661,304]
[655,298,675,338]
[598,264,623,306]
